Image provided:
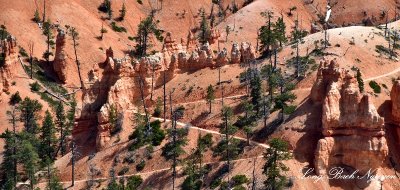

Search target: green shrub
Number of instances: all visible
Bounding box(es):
[118,166,129,176]
[30,82,41,92]
[209,178,222,189]
[136,160,145,171]
[126,175,143,189]
[369,81,381,94]
[137,0,143,4]
[9,91,22,105]
[111,22,127,33]
[283,105,297,115]
[232,175,249,186]
[19,47,28,57]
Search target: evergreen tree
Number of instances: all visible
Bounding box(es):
[9,91,22,105]
[119,2,126,21]
[135,14,164,57]
[356,69,364,92]
[39,111,57,164]
[273,15,287,47]
[42,20,54,65]
[33,9,41,23]
[47,166,63,190]
[18,97,43,134]
[263,138,291,190]
[18,133,40,190]
[55,101,67,156]
[259,11,275,57]
[126,175,143,189]
[206,85,215,113]
[250,71,262,114]
[100,23,108,40]
[274,74,296,121]
[0,130,18,189]
[199,8,210,44]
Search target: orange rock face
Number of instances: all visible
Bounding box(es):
[53,29,69,83]
[391,80,400,123]
[0,36,17,96]
[311,60,388,178]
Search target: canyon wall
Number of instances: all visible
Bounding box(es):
[0,36,17,97]
[78,32,256,151]
[311,60,388,179]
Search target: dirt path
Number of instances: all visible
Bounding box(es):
[25,155,263,186]
[152,117,270,149]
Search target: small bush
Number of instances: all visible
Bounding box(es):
[128,36,135,41]
[118,166,129,176]
[123,152,135,164]
[19,47,28,57]
[30,82,41,92]
[111,22,127,33]
[126,175,143,189]
[9,91,22,105]
[136,160,146,171]
[369,81,381,94]
[231,175,249,186]
[283,105,297,115]
[209,178,222,189]
[137,0,143,4]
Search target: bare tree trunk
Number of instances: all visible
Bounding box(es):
[43,0,46,23]
[225,111,230,189]
[28,42,34,79]
[169,91,176,190]
[150,63,155,101]
[72,34,84,89]
[71,141,76,187]
[163,72,166,122]
[252,157,257,190]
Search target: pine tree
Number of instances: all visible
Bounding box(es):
[33,9,41,23]
[274,72,296,121]
[263,138,291,190]
[55,101,67,156]
[259,11,275,58]
[0,130,18,189]
[47,166,63,190]
[206,85,215,113]
[18,97,43,134]
[199,8,210,44]
[356,69,364,92]
[39,111,57,164]
[250,71,262,114]
[18,134,40,190]
[273,15,287,47]
[119,2,126,21]
[100,23,108,40]
[135,14,164,57]
[42,20,54,65]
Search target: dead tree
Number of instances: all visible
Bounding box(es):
[163,72,166,122]
[169,90,177,190]
[28,41,34,79]
[252,157,257,190]
[150,63,155,101]
[137,76,152,134]
[68,27,84,89]
[71,141,76,187]
[43,0,46,23]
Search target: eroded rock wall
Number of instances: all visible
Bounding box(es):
[0,36,17,97]
[311,60,388,177]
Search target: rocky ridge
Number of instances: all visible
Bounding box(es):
[310,60,388,184]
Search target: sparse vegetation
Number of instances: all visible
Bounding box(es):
[111,22,127,33]
[369,80,381,93]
